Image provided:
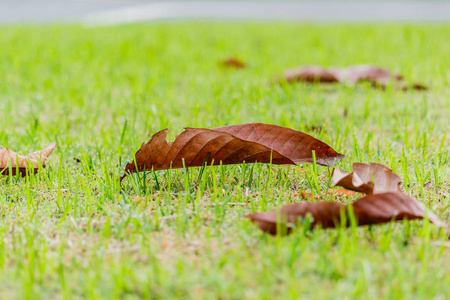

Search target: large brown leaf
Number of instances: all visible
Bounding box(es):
[122,124,343,179]
[212,123,344,166]
[332,163,402,194]
[278,65,428,91]
[246,192,445,235]
[0,143,57,176]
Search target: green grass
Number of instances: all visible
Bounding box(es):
[0,23,449,299]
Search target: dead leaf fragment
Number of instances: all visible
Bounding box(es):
[220,57,246,68]
[246,192,445,235]
[0,143,57,176]
[122,124,343,180]
[332,163,402,194]
[278,65,427,91]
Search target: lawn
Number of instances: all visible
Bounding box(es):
[0,23,449,299]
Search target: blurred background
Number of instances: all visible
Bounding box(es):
[1,0,450,25]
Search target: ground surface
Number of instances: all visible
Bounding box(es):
[0,23,449,299]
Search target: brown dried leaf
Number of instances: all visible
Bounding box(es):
[0,143,57,176]
[248,201,342,235]
[281,66,338,83]
[220,57,246,69]
[212,123,344,166]
[327,188,357,196]
[122,124,343,179]
[330,65,401,85]
[300,191,320,200]
[332,163,402,194]
[246,192,445,235]
[300,189,357,199]
[278,65,428,91]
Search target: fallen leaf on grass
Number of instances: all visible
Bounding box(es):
[300,191,320,199]
[331,65,429,91]
[0,143,57,176]
[327,189,357,196]
[293,189,356,199]
[280,66,338,83]
[248,162,446,235]
[212,123,343,166]
[246,192,445,235]
[332,163,402,194]
[298,189,356,199]
[278,65,428,91]
[122,123,343,180]
[220,57,246,68]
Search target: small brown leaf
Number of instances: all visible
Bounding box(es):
[332,163,402,194]
[278,65,428,91]
[220,57,246,69]
[0,143,57,176]
[300,191,320,199]
[122,124,343,180]
[330,65,398,85]
[281,66,338,83]
[327,189,357,196]
[352,192,445,227]
[246,192,445,235]
[298,189,355,200]
[247,201,342,235]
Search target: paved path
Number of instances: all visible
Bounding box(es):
[0,0,143,24]
[1,1,450,25]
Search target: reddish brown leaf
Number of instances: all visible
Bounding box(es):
[330,65,400,85]
[300,189,356,199]
[278,65,427,91]
[280,66,338,83]
[247,201,342,235]
[248,162,445,235]
[246,192,445,235]
[330,65,428,91]
[212,123,344,167]
[352,192,445,227]
[220,57,246,69]
[300,191,320,199]
[409,83,428,91]
[332,163,402,194]
[122,124,343,179]
[327,189,357,196]
[0,143,57,176]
